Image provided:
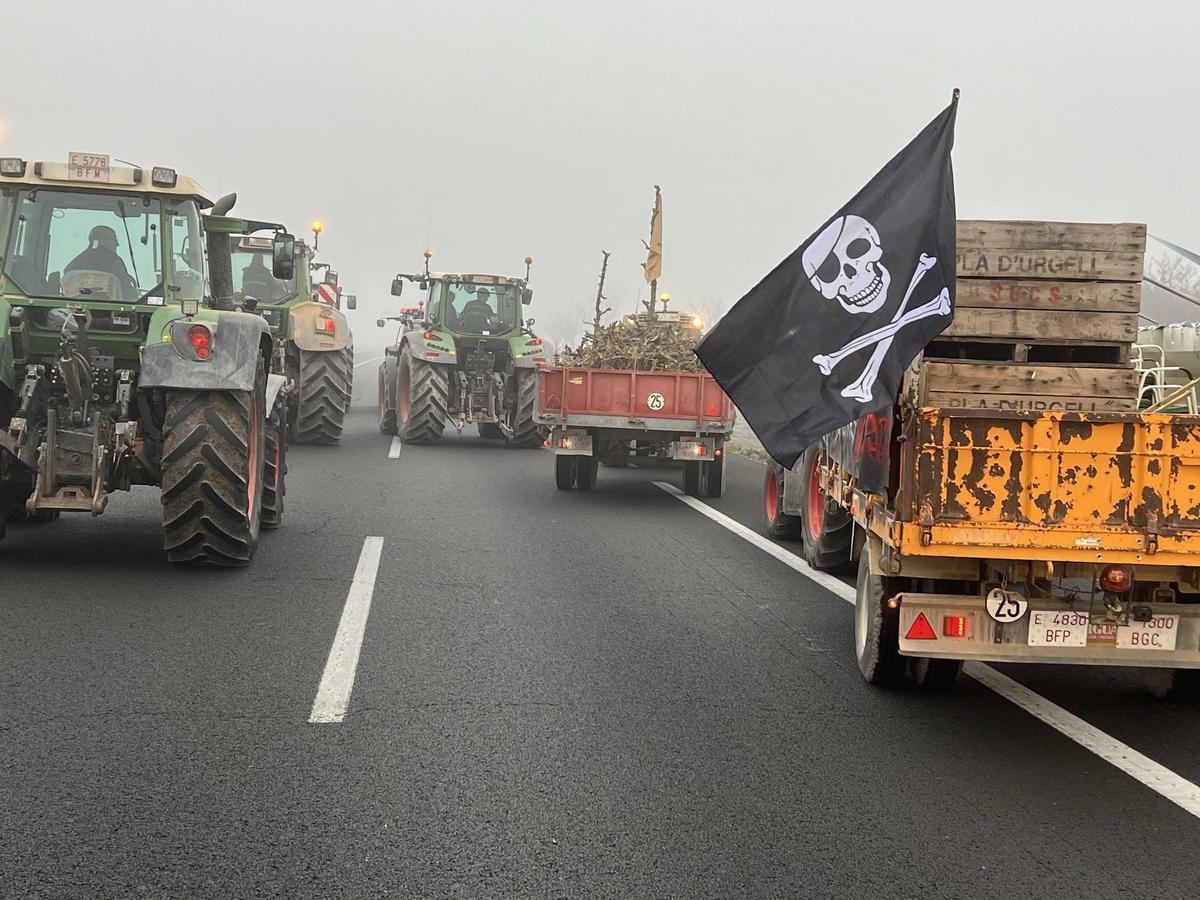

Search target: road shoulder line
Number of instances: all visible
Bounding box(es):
[653,481,1200,821]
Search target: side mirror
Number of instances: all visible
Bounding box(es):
[390,278,404,297]
[522,287,533,305]
[271,233,296,281]
[525,317,535,328]
[419,280,428,291]
[325,269,339,287]
[345,294,357,310]
[376,318,385,327]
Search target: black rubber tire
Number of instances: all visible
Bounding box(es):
[377,362,397,435]
[576,457,598,491]
[262,397,288,530]
[854,552,906,687]
[161,355,267,567]
[800,445,854,572]
[293,347,353,445]
[478,422,505,440]
[763,465,803,540]
[703,455,725,498]
[555,456,577,490]
[910,657,963,690]
[508,369,545,448]
[398,346,448,444]
[683,461,701,497]
[1145,668,1200,700]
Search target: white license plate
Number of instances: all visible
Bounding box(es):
[1117,615,1179,651]
[1028,610,1089,647]
[68,152,110,181]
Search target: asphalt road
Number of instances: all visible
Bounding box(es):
[4,361,1200,899]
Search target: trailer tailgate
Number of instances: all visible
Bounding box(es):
[536,366,734,432]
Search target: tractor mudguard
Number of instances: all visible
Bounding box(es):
[402,331,455,365]
[140,309,272,392]
[288,301,353,352]
[266,372,289,415]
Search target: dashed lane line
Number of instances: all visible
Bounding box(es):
[388,437,403,459]
[354,355,384,369]
[654,481,1200,821]
[309,536,385,724]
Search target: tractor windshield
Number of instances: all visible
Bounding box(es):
[3,188,164,303]
[231,240,295,303]
[443,281,518,334]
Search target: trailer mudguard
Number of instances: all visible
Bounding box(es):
[288,301,353,352]
[140,309,272,392]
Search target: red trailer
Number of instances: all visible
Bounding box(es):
[535,365,736,495]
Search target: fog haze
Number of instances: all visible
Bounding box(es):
[7,0,1198,347]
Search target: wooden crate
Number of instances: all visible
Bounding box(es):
[913,220,1147,410]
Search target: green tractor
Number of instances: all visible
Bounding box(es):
[230,234,354,444]
[377,253,547,446]
[0,153,295,565]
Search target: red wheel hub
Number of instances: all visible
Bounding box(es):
[806,452,824,542]
[765,469,779,523]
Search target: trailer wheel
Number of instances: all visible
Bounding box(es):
[683,461,701,497]
[262,397,288,530]
[854,553,905,687]
[801,445,853,572]
[377,362,397,435]
[576,457,599,491]
[555,456,577,490]
[161,355,267,567]
[910,657,962,690]
[764,465,803,540]
[703,455,725,498]
[398,346,448,444]
[1145,668,1200,700]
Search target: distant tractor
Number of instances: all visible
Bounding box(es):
[377,254,547,446]
[232,235,354,444]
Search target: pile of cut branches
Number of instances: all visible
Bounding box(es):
[561,316,704,372]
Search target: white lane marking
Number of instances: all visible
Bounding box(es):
[354,355,385,369]
[388,436,403,459]
[309,537,385,724]
[653,481,1200,820]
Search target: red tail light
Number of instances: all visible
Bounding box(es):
[423,331,437,340]
[187,324,212,360]
[943,615,968,638]
[322,318,336,333]
[529,337,543,346]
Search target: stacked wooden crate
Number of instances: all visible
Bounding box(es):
[916,220,1146,412]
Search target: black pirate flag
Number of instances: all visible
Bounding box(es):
[696,95,957,473]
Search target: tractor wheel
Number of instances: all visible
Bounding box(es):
[555,456,577,490]
[576,457,599,491]
[508,369,545,448]
[764,464,803,541]
[703,455,725,498]
[397,346,448,444]
[161,354,267,566]
[293,347,353,445]
[377,362,397,435]
[478,422,505,440]
[262,397,288,530]
[800,445,853,572]
[854,552,906,687]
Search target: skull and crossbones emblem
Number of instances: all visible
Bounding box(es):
[801,215,949,402]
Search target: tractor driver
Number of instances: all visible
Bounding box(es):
[459,287,499,332]
[65,225,137,298]
[241,254,280,301]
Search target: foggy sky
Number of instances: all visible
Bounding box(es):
[7,0,1199,349]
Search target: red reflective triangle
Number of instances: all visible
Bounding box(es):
[905,611,937,641]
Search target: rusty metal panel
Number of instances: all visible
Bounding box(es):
[913,409,1200,536]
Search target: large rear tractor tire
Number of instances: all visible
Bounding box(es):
[508,369,545,448]
[398,346,449,444]
[262,397,288,530]
[800,445,853,572]
[764,464,803,540]
[377,362,397,435]
[161,356,267,566]
[293,347,353,445]
[854,552,906,687]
